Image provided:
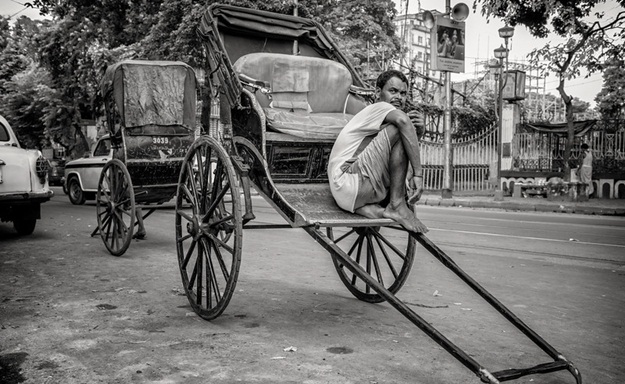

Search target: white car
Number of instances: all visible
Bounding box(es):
[0,115,53,235]
[63,135,112,205]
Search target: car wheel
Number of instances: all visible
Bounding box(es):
[14,219,36,236]
[68,178,86,205]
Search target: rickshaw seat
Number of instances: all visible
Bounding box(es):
[233,53,361,140]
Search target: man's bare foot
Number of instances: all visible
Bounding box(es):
[382,201,428,233]
[355,204,385,219]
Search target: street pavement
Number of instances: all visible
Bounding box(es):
[417,190,625,216]
[1,187,623,384]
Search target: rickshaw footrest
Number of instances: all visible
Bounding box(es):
[492,360,569,381]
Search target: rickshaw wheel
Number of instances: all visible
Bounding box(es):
[327,226,415,303]
[175,136,242,320]
[96,159,135,257]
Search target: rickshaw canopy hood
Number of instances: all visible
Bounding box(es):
[199,5,362,86]
[101,60,197,129]
[198,4,366,109]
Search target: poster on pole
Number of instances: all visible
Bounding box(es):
[430,15,465,73]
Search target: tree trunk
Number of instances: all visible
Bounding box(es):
[557,80,574,181]
[563,100,575,181]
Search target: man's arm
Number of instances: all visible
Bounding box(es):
[383,109,422,177]
[384,109,424,203]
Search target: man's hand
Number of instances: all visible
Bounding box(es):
[407,109,425,138]
[407,175,424,205]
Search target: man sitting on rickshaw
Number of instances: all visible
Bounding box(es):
[328,69,428,233]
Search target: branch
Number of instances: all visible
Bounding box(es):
[557,10,625,75]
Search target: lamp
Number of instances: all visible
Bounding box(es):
[493,44,508,60]
[498,25,515,40]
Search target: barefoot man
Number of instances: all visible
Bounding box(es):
[328,69,428,233]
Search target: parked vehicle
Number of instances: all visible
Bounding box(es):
[0,114,53,235]
[92,60,197,255]
[63,135,112,205]
[47,159,65,186]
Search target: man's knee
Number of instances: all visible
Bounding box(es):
[382,123,400,145]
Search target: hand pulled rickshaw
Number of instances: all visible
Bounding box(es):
[94,60,197,256]
[173,5,582,383]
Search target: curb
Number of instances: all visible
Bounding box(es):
[417,198,624,216]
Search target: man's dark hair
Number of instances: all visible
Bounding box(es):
[581,143,589,150]
[376,69,409,90]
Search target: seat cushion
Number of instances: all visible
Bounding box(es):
[233,53,356,140]
[233,53,353,113]
[264,109,353,140]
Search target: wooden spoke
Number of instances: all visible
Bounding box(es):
[96,159,135,256]
[175,136,242,320]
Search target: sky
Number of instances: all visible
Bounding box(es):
[1,0,40,20]
[2,0,623,107]
[399,0,625,108]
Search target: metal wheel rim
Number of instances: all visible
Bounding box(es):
[328,226,416,303]
[96,159,135,256]
[175,136,242,320]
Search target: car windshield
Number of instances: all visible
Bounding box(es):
[93,139,111,156]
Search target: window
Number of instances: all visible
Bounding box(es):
[0,123,8,142]
[94,139,111,156]
[418,36,423,45]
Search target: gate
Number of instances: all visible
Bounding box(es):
[420,125,498,191]
[512,119,625,173]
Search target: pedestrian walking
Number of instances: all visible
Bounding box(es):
[577,143,594,197]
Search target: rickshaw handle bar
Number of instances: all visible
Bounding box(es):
[411,232,582,383]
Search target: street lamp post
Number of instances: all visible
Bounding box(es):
[422,2,469,199]
[493,25,514,195]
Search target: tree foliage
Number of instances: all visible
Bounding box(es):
[3,0,400,156]
[314,0,400,80]
[595,60,625,119]
[476,0,625,178]
[0,17,49,149]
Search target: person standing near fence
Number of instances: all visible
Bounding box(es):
[577,143,594,197]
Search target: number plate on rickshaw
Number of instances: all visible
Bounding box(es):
[152,137,169,145]
[125,135,194,161]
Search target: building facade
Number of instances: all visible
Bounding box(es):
[394,13,434,89]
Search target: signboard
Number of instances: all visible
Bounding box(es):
[430,15,465,73]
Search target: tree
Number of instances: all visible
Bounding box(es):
[595,60,625,119]
[315,0,400,80]
[0,17,50,148]
[571,97,591,115]
[477,0,625,180]
[17,0,401,153]
[22,0,163,157]
[0,64,49,148]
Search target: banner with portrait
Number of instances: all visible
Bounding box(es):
[430,16,465,73]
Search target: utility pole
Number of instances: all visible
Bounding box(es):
[441,0,453,198]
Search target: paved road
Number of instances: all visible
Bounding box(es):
[1,187,623,384]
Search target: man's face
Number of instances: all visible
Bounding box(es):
[377,76,407,109]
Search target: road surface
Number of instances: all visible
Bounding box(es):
[1,187,623,384]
